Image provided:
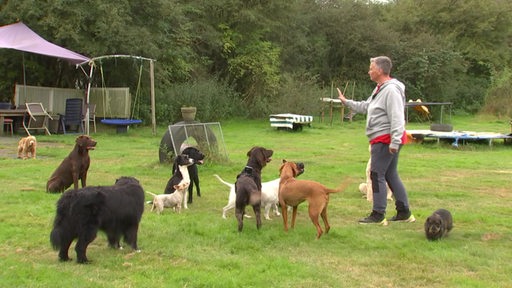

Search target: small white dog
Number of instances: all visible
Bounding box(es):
[146,181,190,214]
[359,145,393,202]
[215,174,281,220]
[17,135,37,159]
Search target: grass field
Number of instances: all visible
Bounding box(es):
[1,115,511,287]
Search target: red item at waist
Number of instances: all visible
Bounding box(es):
[370,131,407,145]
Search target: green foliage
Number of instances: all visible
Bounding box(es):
[0,0,511,114]
[155,78,243,125]
[482,68,512,118]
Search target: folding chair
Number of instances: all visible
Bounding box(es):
[82,103,96,133]
[59,98,84,134]
[23,103,53,135]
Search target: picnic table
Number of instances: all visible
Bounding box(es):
[269,113,313,131]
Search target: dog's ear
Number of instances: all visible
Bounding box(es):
[247,147,256,157]
[282,159,287,163]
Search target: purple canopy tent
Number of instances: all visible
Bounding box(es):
[0,22,90,64]
[0,22,93,133]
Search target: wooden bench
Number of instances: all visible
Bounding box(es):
[269,113,313,131]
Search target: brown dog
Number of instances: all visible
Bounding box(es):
[46,135,96,193]
[235,146,273,232]
[17,136,37,159]
[279,160,350,239]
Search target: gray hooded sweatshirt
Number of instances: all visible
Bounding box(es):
[344,78,406,150]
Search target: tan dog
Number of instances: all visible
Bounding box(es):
[359,145,393,202]
[147,181,190,214]
[279,160,350,239]
[17,136,37,159]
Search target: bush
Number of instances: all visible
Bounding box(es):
[155,78,243,124]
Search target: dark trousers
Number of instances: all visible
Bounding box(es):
[370,143,410,214]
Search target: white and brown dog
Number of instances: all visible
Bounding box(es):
[216,162,304,220]
[359,145,393,202]
[17,135,37,159]
[217,175,280,220]
[146,181,190,214]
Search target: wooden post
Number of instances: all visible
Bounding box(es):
[150,60,156,136]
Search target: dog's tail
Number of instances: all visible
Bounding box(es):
[145,190,158,197]
[213,174,234,189]
[325,178,353,194]
[50,227,61,250]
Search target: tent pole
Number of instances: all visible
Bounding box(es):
[150,59,156,136]
[85,63,94,135]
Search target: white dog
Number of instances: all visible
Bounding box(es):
[359,145,393,202]
[146,182,190,214]
[215,174,281,220]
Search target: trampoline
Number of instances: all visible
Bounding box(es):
[101,118,142,133]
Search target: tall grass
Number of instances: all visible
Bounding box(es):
[0,115,511,287]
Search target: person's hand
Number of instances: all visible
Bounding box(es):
[337,88,347,104]
[389,147,398,154]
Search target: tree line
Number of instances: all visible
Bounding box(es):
[1,0,511,123]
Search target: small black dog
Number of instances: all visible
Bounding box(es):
[172,146,205,204]
[50,176,145,263]
[424,208,453,241]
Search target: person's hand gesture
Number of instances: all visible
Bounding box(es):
[337,88,347,104]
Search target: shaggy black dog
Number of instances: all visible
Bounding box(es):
[424,208,453,241]
[172,146,205,203]
[50,176,145,263]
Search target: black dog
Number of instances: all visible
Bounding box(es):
[164,154,196,194]
[235,146,273,232]
[50,176,145,263]
[425,208,453,241]
[172,146,205,204]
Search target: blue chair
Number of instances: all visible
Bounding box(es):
[59,98,84,134]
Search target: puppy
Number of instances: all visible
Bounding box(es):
[217,163,304,220]
[164,154,195,209]
[175,145,205,204]
[17,135,37,159]
[425,209,453,241]
[46,135,96,193]
[147,182,190,214]
[235,146,273,232]
[279,160,350,239]
[359,144,392,201]
[50,176,144,263]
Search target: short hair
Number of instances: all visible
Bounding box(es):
[370,56,392,75]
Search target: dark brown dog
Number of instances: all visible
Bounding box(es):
[279,160,350,239]
[46,135,97,193]
[235,146,273,232]
[425,209,453,241]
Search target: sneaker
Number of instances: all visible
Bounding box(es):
[359,211,388,226]
[389,211,416,223]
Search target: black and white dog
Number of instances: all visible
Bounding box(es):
[172,146,205,204]
[164,153,198,209]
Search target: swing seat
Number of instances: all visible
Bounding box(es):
[101,118,142,133]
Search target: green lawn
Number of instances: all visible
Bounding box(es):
[1,115,511,287]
